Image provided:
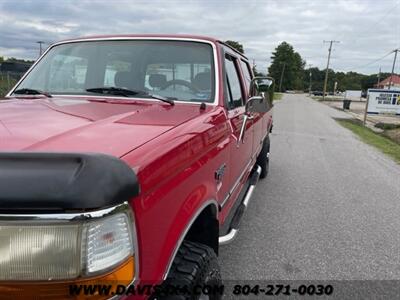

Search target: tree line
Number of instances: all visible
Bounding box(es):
[225,40,387,93]
[1,43,388,93]
[0,56,34,64]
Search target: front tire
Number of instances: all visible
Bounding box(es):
[161,241,222,300]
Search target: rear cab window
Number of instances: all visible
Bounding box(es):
[224,54,245,110]
[239,60,253,98]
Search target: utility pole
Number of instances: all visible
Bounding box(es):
[388,49,399,90]
[308,64,312,95]
[322,40,340,100]
[279,62,286,92]
[377,67,381,87]
[37,41,44,56]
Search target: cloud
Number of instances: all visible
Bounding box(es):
[0,0,399,74]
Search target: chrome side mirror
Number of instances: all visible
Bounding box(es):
[237,77,274,146]
[246,95,268,114]
[238,96,266,145]
[250,76,274,96]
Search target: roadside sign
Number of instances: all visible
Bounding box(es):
[367,89,400,115]
[345,90,362,101]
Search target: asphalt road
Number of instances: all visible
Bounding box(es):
[220,93,400,280]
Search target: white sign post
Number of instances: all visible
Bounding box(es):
[367,89,400,115]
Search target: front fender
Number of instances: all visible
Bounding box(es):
[130,172,219,282]
[122,106,229,283]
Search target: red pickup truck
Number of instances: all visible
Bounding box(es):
[0,35,273,300]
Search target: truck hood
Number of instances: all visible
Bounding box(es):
[0,97,203,157]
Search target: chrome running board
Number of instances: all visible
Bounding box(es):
[219,228,238,245]
[219,165,262,245]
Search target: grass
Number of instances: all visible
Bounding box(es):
[0,81,11,97]
[311,96,343,101]
[0,75,17,97]
[274,92,283,101]
[336,118,400,164]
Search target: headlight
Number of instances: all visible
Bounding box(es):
[0,206,136,281]
[0,223,81,280]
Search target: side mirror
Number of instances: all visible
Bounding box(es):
[250,76,274,95]
[246,95,268,113]
[238,95,269,145]
[238,77,274,146]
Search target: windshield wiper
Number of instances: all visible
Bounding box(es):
[13,88,52,98]
[86,87,174,105]
[148,94,175,105]
[86,87,137,97]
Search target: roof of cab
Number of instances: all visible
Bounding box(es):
[59,34,219,43]
[56,34,248,59]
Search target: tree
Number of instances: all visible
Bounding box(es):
[268,42,305,91]
[0,56,3,63]
[6,57,34,64]
[225,40,244,54]
[303,67,325,91]
[361,72,391,90]
[302,67,388,93]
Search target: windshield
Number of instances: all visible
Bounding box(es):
[12,40,215,102]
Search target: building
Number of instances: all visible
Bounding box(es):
[376,74,400,90]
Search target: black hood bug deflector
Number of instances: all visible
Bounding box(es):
[0,152,139,213]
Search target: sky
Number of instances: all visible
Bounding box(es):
[0,0,399,75]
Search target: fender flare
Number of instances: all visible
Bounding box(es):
[162,199,219,280]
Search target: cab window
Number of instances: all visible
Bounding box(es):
[240,60,252,96]
[225,55,244,109]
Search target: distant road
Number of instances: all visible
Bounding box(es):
[220,93,400,280]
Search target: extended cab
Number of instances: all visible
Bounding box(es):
[0,35,274,299]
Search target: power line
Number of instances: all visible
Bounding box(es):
[347,50,394,71]
[331,1,399,75]
[334,4,371,42]
[339,2,400,47]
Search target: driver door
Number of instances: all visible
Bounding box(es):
[223,54,254,210]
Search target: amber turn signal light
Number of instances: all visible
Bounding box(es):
[0,256,135,300]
